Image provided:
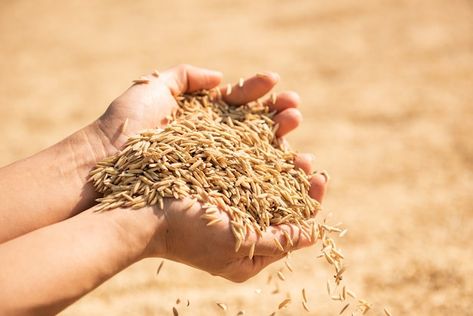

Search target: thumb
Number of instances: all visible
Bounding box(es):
[161,64,223,95]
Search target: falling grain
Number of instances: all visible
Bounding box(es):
[216,303,228,311]
[132,78,150,84]
[339,303,350,315]
[346,289,357,299]
[284,260,293,272]
[302,288,308,303]
[383,307,393,316]
[302,301,310,312]
[277,271,286,281]
[278,298,291,310]
[326,280,331,296]
[156,260,164,276]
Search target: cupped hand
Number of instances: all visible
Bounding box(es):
[142,171,327,283]
[95,64,306,153]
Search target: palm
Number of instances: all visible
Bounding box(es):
[98,78,178,152]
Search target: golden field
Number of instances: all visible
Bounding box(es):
[1,0,472,315]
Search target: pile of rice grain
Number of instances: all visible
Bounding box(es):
[89,88,383,315]
[89,89,320,251]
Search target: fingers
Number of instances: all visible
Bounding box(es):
[161,64,223,95]
[226,253,286,283]
[309,171,329,203]
[294,153,314,174]
[294,154,328,202]
[221,72,279,105]
[273,108,303,137]
[265,91,300,112]
[249,224,315,257]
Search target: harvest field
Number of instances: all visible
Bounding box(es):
[1,0,472,315]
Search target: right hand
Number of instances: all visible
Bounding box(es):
[143,169,327,283]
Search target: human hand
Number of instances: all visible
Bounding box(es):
[92,64,309,154]
[141,172,326,283]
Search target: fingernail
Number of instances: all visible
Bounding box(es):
[318,170,330,183]
[208,70,223,78]
[256,71,280,82]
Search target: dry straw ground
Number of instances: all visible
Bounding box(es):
[1,0,472,315]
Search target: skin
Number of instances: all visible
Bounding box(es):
[0,65,328,315]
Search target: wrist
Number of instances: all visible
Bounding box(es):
[105,206,167,261]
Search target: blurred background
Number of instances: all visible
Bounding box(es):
[1,0,472,315]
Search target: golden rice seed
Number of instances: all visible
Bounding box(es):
[324,252,335,265]
[342,286,347,301]
[278,298,291,310]
[181,198,196,211]
[172,306,178,316]
[156,260,164,276]
[269,313,276,316]
[302,288,308,303]
[132,78,150,84]
[277,271,286,281]
[339,303,350,315]
[282,230,293,247]
[237,311,245,315]
[206,218,222,226]
[120,118,129,134]
[216,303,227,311]
[226,84,232,95]
[234,236,243,253]
[331,295,342,301]
[238,78,244,88]
[346,289,357,299]
[332,248,345,259]
[273,237,284,252]
[248,243,256,260]
[360,301,372,315]
[302,301,310,312]
[152,70,160,77]
[339,229,348,238]
[284,260,293,272]
[384,307,393,316]
[270,93,277,104]
[186,299,190,307]
[176,298,181,304]
[326,280,331,296]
